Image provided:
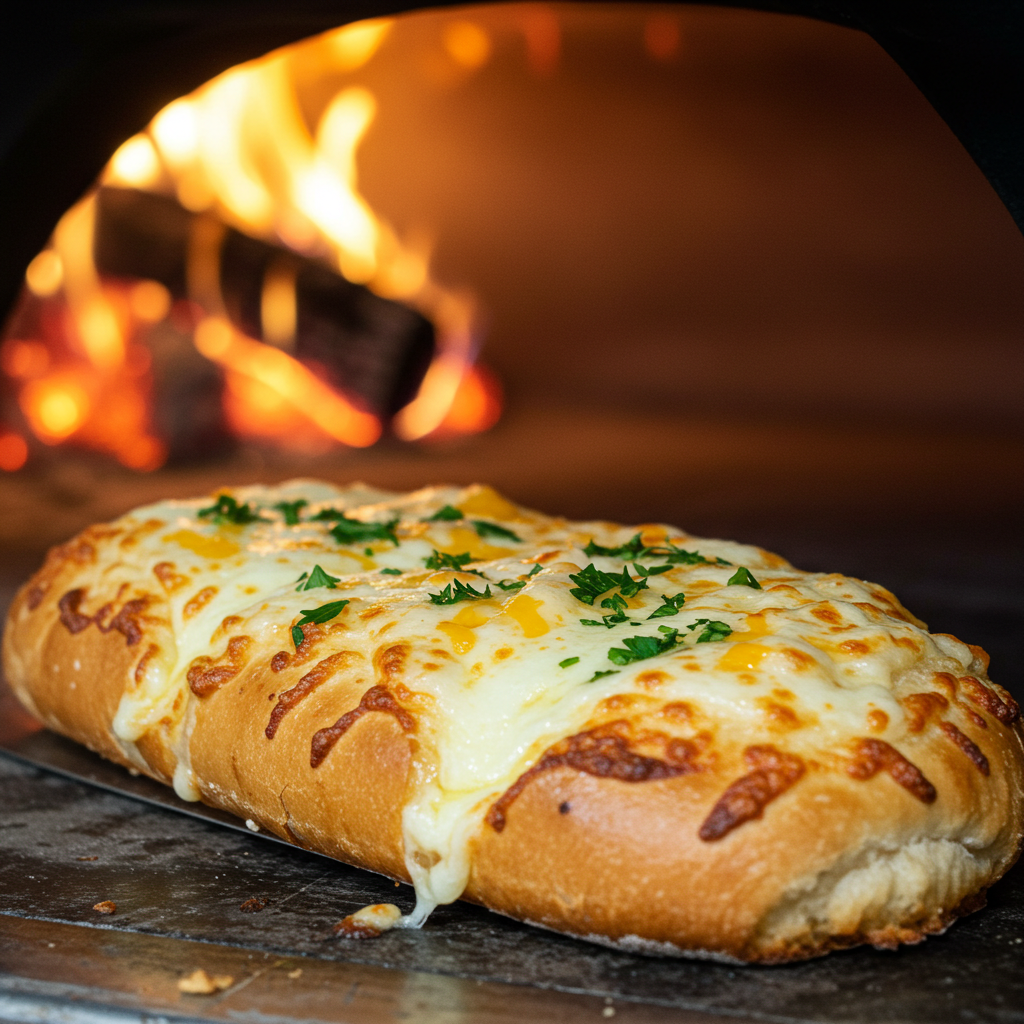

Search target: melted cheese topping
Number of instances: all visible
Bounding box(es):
[69,480,979,926]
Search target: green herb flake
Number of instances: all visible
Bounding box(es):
[687,618,733,643]
[299,564,340,591]
[632,562,674,577]
[328,515,399,548]
[472,520,522,543]
[588,669,619,683]
[198,494,263,525]
[292,599,351,644]
[583,533,732,568]
[429,579,492,605]
[568,563,648,605]
[526,563,543,577]
[425,504,464,522]
[559,656,580,668]
[424,550,472,571]
[607,626,684,666]
[296,599,350,627]
[727,566,762,590]
[380,568,403,575]
[274,499,307,525]
[496,579,525,591]
[647,592,686,619]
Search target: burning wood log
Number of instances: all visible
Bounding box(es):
[93,187,435,419]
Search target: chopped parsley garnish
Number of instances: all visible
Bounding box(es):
[688,618,733,643]
[568,564,648,605]
[310,507,346,521]
[495,563,542,591]
[198,494,263,525]
[425,505,464,522]
[647,592,686,619]
[274,500,307,525]
[292,599,350,646]
[727,566,762,589]
[583,533,731,567]
[298,564,340,591]
[380,568,403,575]
[429,579,492,605]
[608,626,685,666]
[632,562,674,577]
[472,520,522,543]
[559,656,580,668]
[327,515,399,547]
[424,550,472,571]
[588,670,618,683]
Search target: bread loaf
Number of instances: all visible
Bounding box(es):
[4,480,1021,962]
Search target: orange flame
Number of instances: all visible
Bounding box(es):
[5,15,505,468]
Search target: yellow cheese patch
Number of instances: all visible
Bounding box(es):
[718,643,774,673]
[439,526,516,562]
[502,594,549,638]
[164,530,241,559]
[438,621,477,654]
[457,485,525,521]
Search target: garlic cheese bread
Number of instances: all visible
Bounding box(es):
[3,481,1021,962]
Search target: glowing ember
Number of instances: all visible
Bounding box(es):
[2,14,507,471]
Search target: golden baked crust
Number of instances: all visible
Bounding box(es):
[3,480,1022,962]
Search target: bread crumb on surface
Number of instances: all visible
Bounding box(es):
[245,819,260,832]
[92,901,116,914]
[177,969,234,995]
[287,968,303,979]
[77,855,98,862]
[333,903,402,939]
[239,896,270,913]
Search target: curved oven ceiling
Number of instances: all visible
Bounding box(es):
[0,0,1021,322]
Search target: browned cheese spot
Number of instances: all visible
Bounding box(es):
[133,643,161,686]
[966,709,988,730]
[900,692,950,732]
[359,604,387,621]
[183,586,218,619]
[932,672,958,699]
[270,651,291,673]
[659,701,695,724]
[697,745,805,842]
[893,637,922,652]
[187,636,254,697]
[152,562,189,592]
[766,584,803,600]
[58,588,150,646]
[290,622,327,665]
[333,916,381,939]
[265,651,361,740]
[636,670,669,690]
[760,701,802,731]
[867,709,889,732]
[846,738,936,803]
[421,662,441,671]
[218,614,244,634]
[959,676,1021,726]
[811,604,843,625]
[838,639,872,656]
[485,721,700,833]
[309,684,415,768]
[493,647,515,661]
[939,722,990,776]
[374,643,409,683]
[58,589,93,634]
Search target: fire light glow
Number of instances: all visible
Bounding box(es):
[2,11,516,470]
